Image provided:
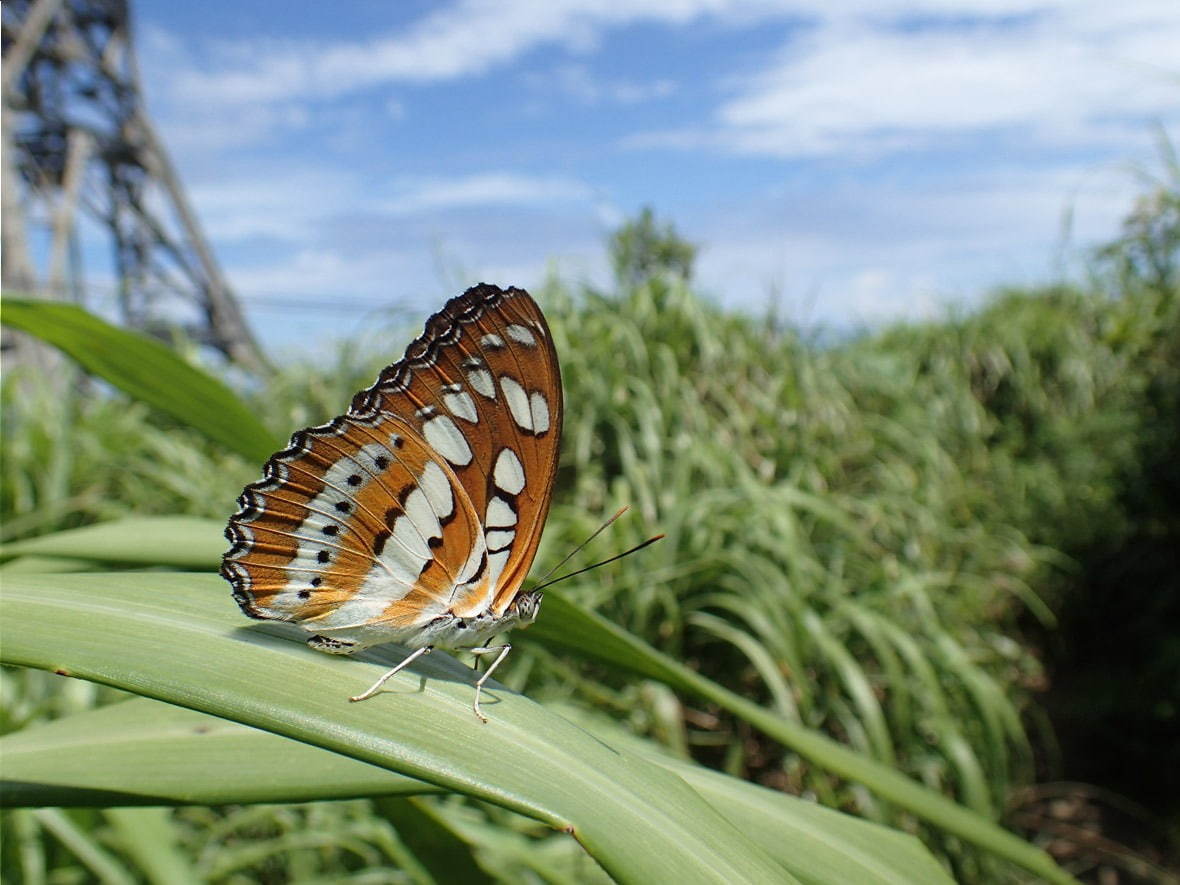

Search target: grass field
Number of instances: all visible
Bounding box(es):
[2,168,1176,882]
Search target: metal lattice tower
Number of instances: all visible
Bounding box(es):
[2,0,269,373]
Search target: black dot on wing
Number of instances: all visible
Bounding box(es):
[335,501,351,513]
[393,436,404,448]
[347,474,362,486]
[298,589,311,600]
[322,524,338,536]
[317,550,330,563]
[428,536,443,549]
[311,577,323,587]
[375,455,390,469]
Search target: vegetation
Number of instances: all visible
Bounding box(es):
[1,171,1176,882]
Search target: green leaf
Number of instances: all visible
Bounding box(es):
[28,808,137,885]
[372,797,494,885]
[525,595,1077,885]
[102,808,200,885]
[0,517,1076,884]
[3,696,950,884]
[0,571,795,885]
[0,698,433,806]
[0,555,98,574]
[0,517,226,570]
[0,298,280,462]
[550,704,955,885]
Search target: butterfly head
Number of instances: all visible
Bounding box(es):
[509,589,543,627]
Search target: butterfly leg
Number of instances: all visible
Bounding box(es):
[469,644,512,723]
[349,646,434,703]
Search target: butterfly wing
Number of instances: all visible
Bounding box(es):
[223,284,562,644]
[350,284,563,616]
[223,411,488,637]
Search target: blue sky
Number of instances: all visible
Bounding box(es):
[126,0,1178,353]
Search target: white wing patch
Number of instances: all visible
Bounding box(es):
[417,460,454,521]
[500,375,533,432]
[466,366,496,399]
[493,448,525,495]
[506,324,536,346]
[529,391,550,434]
[486,495,517,527]
[443,390,479,423]
[422,414,473,466]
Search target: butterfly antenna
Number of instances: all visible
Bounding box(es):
[536,505,631,585]
[534,534,664,592]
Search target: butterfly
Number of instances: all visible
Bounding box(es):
[222,284,562,721]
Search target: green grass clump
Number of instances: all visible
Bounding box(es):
[3,170,1176,881]
[0,373,249,542]
[523,279,1040,877]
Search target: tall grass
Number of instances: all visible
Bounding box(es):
[521,279,1047,878]
[3,173,1176,880]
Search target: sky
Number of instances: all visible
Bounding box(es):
[122,0,1178,353]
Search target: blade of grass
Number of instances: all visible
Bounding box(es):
[0,298,280,463]
[0,517,1075,883]
[526,592,1078,885]
[3,694,950,884]
[1,571,794,885]
[0,517,226,570]
[102,809,200,885]
[0,698,434,806]
[373,797,495,885]
[30,808,136,885]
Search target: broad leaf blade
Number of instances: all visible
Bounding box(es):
[0,572,792,885]
[0,518,1075,883]
[0,298,280,463]
[372,797,495,885]
[0,699,433,806]
[0,517,226,569]
[561,706,952,885]
[526,594,1076,885]
[2,696,950,884]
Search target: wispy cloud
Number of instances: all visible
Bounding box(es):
[155,1,1178,162]
[183,165,593,250]
[384,173,592,214]
[529,63,677,105]
[190,172,360,243]
[691,158,1140,328]
[631,2,1180,158]
[130,0,1172,350]
[165,0,734,107]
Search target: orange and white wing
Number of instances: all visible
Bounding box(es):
[222,284,563,639]
[350,284,563,616]
[223,411,487,635]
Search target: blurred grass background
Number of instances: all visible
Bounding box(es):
[2,159,1177,882]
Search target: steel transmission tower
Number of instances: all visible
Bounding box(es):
[2,0,270,373]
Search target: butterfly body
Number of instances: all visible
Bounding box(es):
[222,285,561,717]
[304,588,543,655]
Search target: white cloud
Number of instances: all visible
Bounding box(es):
[634,1,1180,158]
[188,168,361,242]
[534,63,678,105]
[691,157,1143,327]
[139,25,313,153]
[384,172,592,213]
[151,0,1180,162]
[127,0,1173,349]
[231,248,378,298]
[166,0,739,107]
[182,165,593,249]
